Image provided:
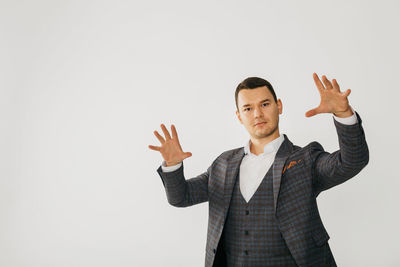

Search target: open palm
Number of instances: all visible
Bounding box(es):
[305,73,351,117]
[148,124,192,166]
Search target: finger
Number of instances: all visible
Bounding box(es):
[332,79,341,92]
[313,73,325,92]
[183,152,192,159]
[171,124,179,140]
[148,145,161,151]
[343,88,351,97]
[322,75,333,89]
[161,124,172,140]
[305,107,320,117]
[154,130,165,144]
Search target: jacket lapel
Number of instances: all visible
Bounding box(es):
[272,134,293,214]
[223,148,245,217]
[220,134,293,218]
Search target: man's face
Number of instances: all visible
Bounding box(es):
[235,86,282,140]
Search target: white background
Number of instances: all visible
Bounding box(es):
[1,0,399,266]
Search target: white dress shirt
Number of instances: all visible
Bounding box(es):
[161,107,358,202]
[240,134,284,202]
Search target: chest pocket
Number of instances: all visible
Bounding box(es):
[282,158,305,176]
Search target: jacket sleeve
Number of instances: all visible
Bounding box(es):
[310,111,369,196]
[156,162,213,207]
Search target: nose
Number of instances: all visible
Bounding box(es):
[253,106,263,118]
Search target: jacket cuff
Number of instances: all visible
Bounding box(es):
[333,111,365,138]
[161,160,182,172]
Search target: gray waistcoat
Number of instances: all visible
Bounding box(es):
[221,165,298,266]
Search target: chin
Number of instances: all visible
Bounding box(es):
[254,131,271,138]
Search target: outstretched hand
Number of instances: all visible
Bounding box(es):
[305,73,353,118]
[148,124,192,166]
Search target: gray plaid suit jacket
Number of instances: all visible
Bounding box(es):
[157,112,369,266]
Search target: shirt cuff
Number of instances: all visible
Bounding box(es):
[333,106,358,125]
[161,160,182,172]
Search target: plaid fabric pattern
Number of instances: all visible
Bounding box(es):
[222,164,297,266]
[156,112,369,267]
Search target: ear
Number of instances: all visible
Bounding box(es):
[277,99,283,115]
[235,110,243,124]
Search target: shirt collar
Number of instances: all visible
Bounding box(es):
[244,134,284,156]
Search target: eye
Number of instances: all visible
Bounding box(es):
[244,107,251,112]
[262,102,270,107]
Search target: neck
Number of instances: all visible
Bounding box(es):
[250,131,281,156]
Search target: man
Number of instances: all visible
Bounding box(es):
[148,73,369,266]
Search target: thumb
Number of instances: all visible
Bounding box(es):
[305,108,319,117]
[183,152,192,159]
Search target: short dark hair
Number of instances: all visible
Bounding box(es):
[235,77,277,110]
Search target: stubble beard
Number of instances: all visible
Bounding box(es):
[253,122,279,140]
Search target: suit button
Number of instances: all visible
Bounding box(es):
[244,250,249,255]
[213,248,216,254]
[245,230,249,235]
[245,210,249,215]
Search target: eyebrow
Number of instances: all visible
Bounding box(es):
[242,98,271,108]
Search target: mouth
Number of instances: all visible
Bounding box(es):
[255,122,266,127]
